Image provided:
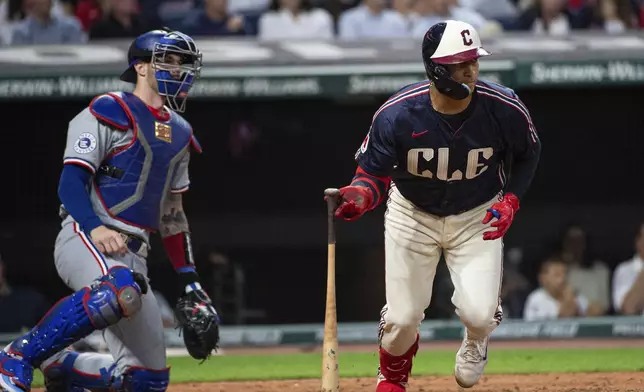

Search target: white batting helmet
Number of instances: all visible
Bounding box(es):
[421,20,490,99]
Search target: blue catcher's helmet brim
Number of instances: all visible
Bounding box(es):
[120,33,160,84]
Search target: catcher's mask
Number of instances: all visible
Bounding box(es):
[422,20,490,100]
[121,29,202,113]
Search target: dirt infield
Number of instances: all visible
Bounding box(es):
[172,339,644,392]
[175,372,644,392]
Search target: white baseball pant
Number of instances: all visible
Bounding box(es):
[379,185,503,356]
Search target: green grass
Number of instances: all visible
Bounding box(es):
[30,348,644,386]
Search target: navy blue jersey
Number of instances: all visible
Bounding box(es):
[354,79,541,217]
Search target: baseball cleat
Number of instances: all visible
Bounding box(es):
[376,378,407,392]
[454,331,488,388]
[0,352,33,392]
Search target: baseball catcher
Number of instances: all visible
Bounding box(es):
[0,28,221,392]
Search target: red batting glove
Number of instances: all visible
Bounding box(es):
[331,185,374,221]
[481,193,520,241]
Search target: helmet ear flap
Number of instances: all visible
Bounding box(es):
[427,61,450,82]
[425,60,471,100]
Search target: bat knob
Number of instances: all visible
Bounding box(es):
[324,188,341,198]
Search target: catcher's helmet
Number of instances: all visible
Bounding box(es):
[120,28,202,113]
[422,20,490,100]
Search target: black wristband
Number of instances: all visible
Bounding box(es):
[179,270,200,291]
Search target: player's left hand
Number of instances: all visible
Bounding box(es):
[175,287,221,361]
[481,193,520,241]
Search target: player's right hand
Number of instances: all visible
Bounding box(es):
[332,185,374,221]
[90,226,128,256]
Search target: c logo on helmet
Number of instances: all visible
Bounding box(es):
[460,30,473,46]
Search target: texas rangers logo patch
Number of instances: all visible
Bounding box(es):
[74,133,97,154]
[155,122,172,143]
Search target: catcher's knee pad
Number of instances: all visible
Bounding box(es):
[9,266,148,367]
[120,367,170,392]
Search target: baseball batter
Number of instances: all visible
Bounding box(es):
[330,20,541,391]
[0,29,220,392]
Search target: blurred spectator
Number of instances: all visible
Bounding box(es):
[392,0,415,23]
[180,0,250,36]
[557,224,610,315]
[409,0,502,38]
[0,0,71,43]
[523,256,590,321]
[88,0,151,39]
[582,0,636,32]
[10,0,85,44]
[258,0,333,40]
[612,223,644,315]
[513,0,585,34]
[227,0,270,14]
[73,0,107,31]
[0,254,50,333]
[458,0,518,20]
[0,0,71,23]
[337,0,409,39]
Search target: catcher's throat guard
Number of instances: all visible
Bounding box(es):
[422,20,490,100]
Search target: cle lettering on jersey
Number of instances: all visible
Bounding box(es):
[354,80,540,217]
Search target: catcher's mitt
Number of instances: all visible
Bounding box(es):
[175,290,221,361]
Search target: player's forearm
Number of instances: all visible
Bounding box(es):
[504,138,541,200]
[58,164,103,233]
[160,194,199,286]
[160,193,190,237]
[350,166,391,210]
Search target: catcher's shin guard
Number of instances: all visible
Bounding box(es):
[8,267,147,372]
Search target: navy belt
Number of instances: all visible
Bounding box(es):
[126,237,145,254]
[113,231,148,257]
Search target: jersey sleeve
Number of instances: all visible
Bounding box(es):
[354,111,397,177]
[170,151,191,194]
[501,93,541,199]
[62,108,115,174]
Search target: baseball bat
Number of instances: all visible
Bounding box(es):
[321,188,341,392]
